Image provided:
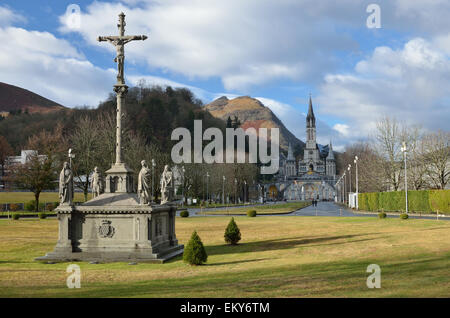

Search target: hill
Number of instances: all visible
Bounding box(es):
[0,82,65,115]
[205,96,304,152]
[0,85,224,152]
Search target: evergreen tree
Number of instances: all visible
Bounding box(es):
[226,116,232,128]
[183,230,208,265]
[224,217,241,245]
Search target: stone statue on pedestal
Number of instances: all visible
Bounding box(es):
[160,165,173,205]
[91,167,102,198]
[138,160,151,205]
[59,162,73,205]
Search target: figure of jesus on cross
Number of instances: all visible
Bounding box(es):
[97,12,147,85]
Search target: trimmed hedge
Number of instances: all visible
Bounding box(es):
[359,189,450,214]
[247,210,257,217]
[180,211,189,218]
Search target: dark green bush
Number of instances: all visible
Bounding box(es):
[183,231,207,265]
[38,212,47,219]
[378,212,387,219]
[12,213,20,220]
[180,211,189,217]
[224,217,241,245]
[25,200,35,212]
[400,213,409,220]
[247,210,257,217]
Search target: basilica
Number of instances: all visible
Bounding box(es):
[267,97,337,201]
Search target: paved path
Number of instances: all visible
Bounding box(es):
[289,201,356,217]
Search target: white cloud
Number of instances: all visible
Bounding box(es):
[0,6,25,27]
[333,123,350,136]
[318,37,450,142]
[0,24,116,107]
[58,0,361,91]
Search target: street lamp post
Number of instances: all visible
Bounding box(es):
[354,156,359,209]
[181,166,185,206]
[206,172,210,204]
[222,175,226,204]
[343,172,346,205]
[348,164,352,193]
[348,164,352,207]
[151,159,155,202]
[234,178,237,204]
[244,180,247,204]
[401,142,408,214]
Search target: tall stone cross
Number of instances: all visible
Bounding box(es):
[98,12,147,193]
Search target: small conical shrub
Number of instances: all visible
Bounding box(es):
[183,231,208,265]
[224,217,241,245]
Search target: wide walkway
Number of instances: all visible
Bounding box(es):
[289,201,358,217]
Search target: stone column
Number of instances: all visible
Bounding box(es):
[113,85,128,165]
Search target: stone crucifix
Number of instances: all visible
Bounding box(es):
[98,12,147,85]
[98,12,147,165]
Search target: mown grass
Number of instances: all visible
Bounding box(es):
[0,192,90,204]
[0,216,449,297]
[202,202,311,215]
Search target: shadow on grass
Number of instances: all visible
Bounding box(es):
[206,258,270,266]
[206,234,379,256]
[14,252,447,298]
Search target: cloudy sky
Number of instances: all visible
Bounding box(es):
[0,0,449,151]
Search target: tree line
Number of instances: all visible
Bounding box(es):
[338,116,449,193]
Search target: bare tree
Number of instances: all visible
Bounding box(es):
[70,116,103,201]
[374,116,404,191]
[9,124,67,211]
[338,141,385,193]
[423,130,450,189]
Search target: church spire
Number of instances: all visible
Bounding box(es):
[326,140,335,160]
[306,95,315,128]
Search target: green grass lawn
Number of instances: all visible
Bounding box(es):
[0,192,90,204]
[202,202,311,215]
[0,216,449,297]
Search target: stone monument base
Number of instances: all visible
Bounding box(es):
[35,193,183,263]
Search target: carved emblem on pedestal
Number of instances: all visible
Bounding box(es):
[99,220,115,238]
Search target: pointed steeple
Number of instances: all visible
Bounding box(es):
[306,94,315,128]
[287,142,294,160]
[326,140,335,160]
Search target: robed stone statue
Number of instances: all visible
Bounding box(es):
[91,167,102,198]
[59,162,74,205]
[138,160,151,205]
[160,165,173,205]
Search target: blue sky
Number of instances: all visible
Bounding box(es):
[1,0,449,151]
